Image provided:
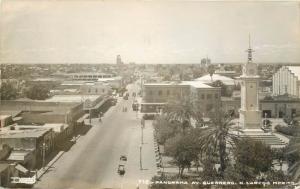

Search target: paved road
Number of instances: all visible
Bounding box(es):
[34,84,156,189]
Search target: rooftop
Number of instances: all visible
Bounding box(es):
[67,72,114,76]
[97,76,122,82]
[195,74,236,85]
[0,128,51,138]
[180,81,213,88]
[45,95,99,103]
[144,81,213,88]
[0,115,11,120]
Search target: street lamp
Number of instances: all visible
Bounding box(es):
[139,145,142,170]
[141,118,145,144]
[40,142,48,170]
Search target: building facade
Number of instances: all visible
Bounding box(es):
[141,81,221,115]
[79,82,112,95]
[69,73,115,81]
[273,66,300,98]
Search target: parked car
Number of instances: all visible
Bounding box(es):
[117,164,125,175]
[120,155,127,161]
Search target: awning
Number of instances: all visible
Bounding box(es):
[7,150,31,162]
[12,117,23,122]
[76,114,90,123]
[15,164,29,174]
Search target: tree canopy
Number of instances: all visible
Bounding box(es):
[26,84,50,100]
[0,82,18,100]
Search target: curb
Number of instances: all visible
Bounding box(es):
[37,151,65,180]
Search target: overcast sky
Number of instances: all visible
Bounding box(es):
[0,0,299,64]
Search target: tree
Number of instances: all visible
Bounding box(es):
[199,109,240,177]
[26,84,50,100]
[234,138,273,175]
[0,82,18,100]
[153,115,180,145]
[224,163,256,183]
[207,64,215,82]
[165,134,199,178]
[286,126,300,181]
[211,80,230,97]
[164,99,196,134]
[0,144,12,160]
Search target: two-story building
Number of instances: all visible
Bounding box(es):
[141,81,221,115]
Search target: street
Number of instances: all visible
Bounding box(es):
[34,84,157,189]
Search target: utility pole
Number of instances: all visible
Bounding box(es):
[89,108,92,124]
[41,142,47,170]
[141,118,145,144]
[139,145,142,170]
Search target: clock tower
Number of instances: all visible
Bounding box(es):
[239,37,261,130]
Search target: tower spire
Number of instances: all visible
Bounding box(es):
[246,34,254,63]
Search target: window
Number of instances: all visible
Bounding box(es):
[88,89,91,93]
[149,90,153,95]
[167,90,170,96]
[158,90,162,96]
[201,94,205,99]
[102,89,105,93]
[95,89,98,93]
[207,94,212,99]
[215,94,218,99]
[206,104,213,111]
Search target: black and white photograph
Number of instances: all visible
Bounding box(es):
[0,0,300,188]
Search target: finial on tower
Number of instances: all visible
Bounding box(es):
[246,34,254,63]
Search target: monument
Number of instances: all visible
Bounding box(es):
[237,37,286,148]
[239,37,262,131]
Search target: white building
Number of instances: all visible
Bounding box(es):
[273,66,300,98]
[142,81,221,114]
[195,74,236,86]
[97,76,123,89]
[79,82,112,95]
[68,73,115,81]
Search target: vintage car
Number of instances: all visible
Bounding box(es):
[117,164,125,175]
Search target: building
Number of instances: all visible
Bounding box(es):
[141,81,221,115]
[68,72,115,81]
[0,128,54,169]
[195,74,236,86]
[0,115,13,128]
[79,82,112,95]
[97,76,123,90]
[273,66,300,98]
[116,55,123,65]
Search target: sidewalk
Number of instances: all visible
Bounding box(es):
[123,119,157,189]
[36,135,81,180]
[36,151,65,180]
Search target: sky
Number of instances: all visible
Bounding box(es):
[0,0,299,64]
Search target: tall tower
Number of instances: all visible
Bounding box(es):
[116,55,123,65]
[239,36,261,130]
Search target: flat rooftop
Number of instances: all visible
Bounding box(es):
[0,128,51,138]
[45,95,99,103]
[144,81,213,88]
